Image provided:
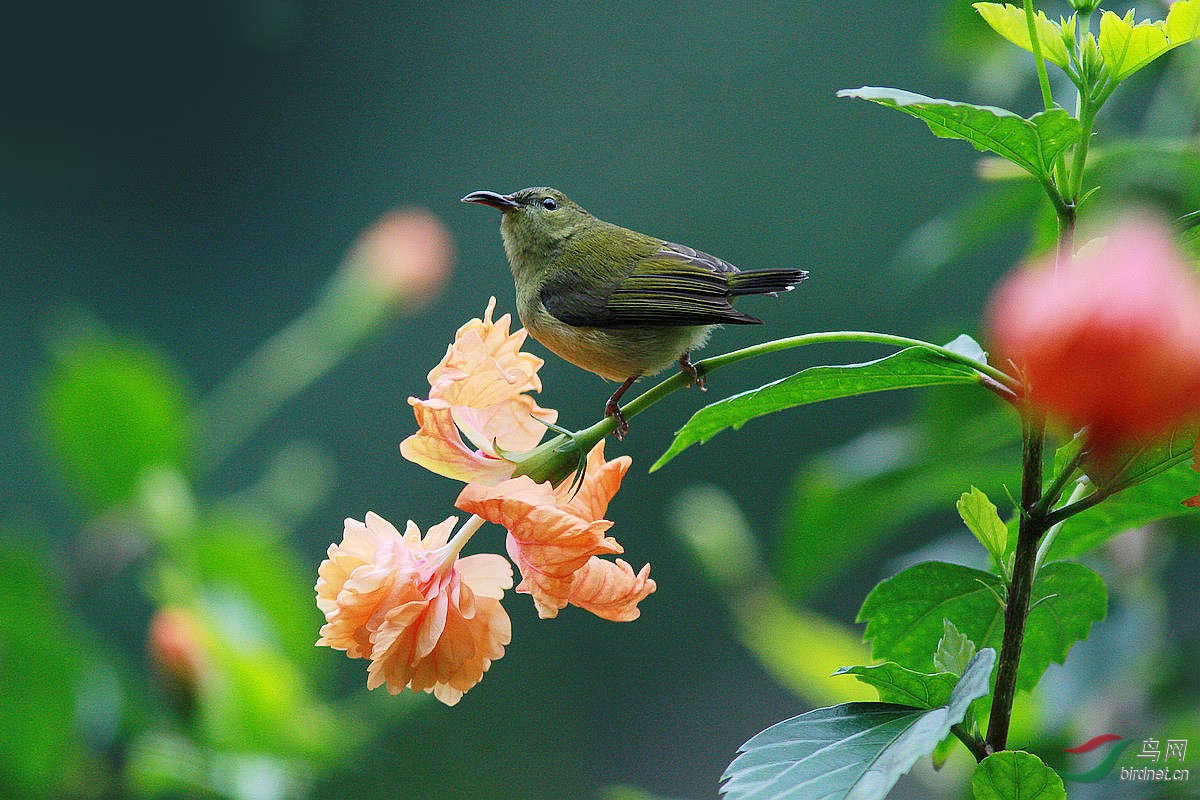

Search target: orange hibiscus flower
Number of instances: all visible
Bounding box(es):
[401,297,557,485]
[315,512,513,705]
[456,442,656,621]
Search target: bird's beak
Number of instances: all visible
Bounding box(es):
[460,190,521,211]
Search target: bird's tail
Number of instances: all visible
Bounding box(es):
[728,268,809,297]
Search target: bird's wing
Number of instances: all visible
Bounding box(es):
[541,241,762,328]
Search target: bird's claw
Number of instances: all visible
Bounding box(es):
[605,400,630,440]
[679,352,706,391]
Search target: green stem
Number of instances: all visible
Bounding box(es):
[1023,0,1055,114]
[1034,479,1091,574]
[617,330,1019,424]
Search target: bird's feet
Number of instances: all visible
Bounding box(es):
[605,375,638,440]
[679,351,706,391]
[605,398,630,440]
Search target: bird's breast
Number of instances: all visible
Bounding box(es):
[518,293,713,382]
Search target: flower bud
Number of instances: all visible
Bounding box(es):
[342,207,454,311]
[147,607,208,708]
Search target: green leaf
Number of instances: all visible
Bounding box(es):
[957,486,1009,568]
[1099,11,1170,82]
[835,662,958,708]
[36,333,194,510]
[1049,430,1198,559]
[972,751,1065,800]
[858,561,1105,693]
[1098,1,1200,84]
[722,649,995,800]
[973,3,1071,69]
[934,619,977,676]
[837,87,1080,181]
[1166,0,1200,46]
[652,346,983,471]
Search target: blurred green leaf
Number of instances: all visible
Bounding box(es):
[973,3,1071,69]
[37,333,193,511]
[1050,429,1197,559]
[775,387,1019,598]
[195,586,340,760]
[837,87,1079,181]
[894,181,1043,283]
[859,561,1105,693]
[669,486,874,706]
[654,346,984,471]
[193,509,325,672]
[722,649,994,800]
[0,529,89,798]
[835,662,958,708]
[972,750,1065,800]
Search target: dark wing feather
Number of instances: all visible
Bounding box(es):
[541,242,762,328]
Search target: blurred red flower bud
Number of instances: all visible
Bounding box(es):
[987,216,1200,456]
[147,607,208,700]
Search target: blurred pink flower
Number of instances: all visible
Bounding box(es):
[345,208,454,310]
[987,216,1200,456]
[315,512,512,705]
[401,298,557,485]
[456,441,656,621]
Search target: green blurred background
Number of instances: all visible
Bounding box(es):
[3,2,1198,799]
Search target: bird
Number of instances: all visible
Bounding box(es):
[461,186,807,436]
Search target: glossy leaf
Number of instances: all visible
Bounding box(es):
[653,346,984,471]
[859,561,1105,693]
[837,87,1079,180]
[973,3,1071,69]
[972,751,1066,800]
[722,649,995,800]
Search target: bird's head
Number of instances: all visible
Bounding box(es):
[461,187,592,276]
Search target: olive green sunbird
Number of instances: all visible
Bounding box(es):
[462,186,808,435]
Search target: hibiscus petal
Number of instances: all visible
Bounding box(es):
[457,476,625,619]
[456,553,515,600]
[562,441,632,519]
[566,558,657,622]
[400,398,518,486]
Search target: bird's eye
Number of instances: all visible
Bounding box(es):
[540,197,558,211]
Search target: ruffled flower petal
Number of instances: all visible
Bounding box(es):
[456,442,654,621]
[402,298,557,482]
[315,512,513,705]
[457,476,620,618]
[565,558,656,622]
[428,297,545,396]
